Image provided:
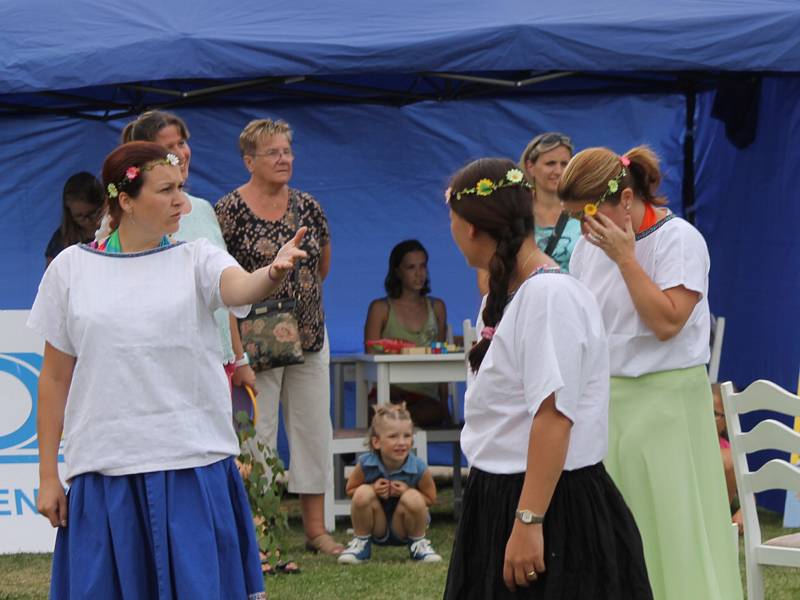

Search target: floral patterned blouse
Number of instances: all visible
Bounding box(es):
[215,188,330,352]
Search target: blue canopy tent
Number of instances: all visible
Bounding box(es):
[3,0,800,506]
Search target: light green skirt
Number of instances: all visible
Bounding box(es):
[606,365,742,600]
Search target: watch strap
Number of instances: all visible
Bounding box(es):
[515,509,545,524]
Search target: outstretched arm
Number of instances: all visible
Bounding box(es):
[220,227,307,307]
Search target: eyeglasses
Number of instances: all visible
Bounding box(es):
[70,206,103,223]
[250,148,294,159]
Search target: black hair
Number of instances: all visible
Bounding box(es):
[384,239,431,299]
[448,158,534,372]
[60,171,104,246]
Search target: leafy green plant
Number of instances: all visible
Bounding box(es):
[235,411,288,556]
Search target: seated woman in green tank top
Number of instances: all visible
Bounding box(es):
[364,240,450,426]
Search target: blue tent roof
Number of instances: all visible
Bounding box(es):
[2,0,800,99]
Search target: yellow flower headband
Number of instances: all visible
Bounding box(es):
[106,153,181,199]
[581,155,630,217]
[447,168,529,203]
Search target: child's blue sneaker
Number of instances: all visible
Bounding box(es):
[408,537,442,562]
[338,536,372,564]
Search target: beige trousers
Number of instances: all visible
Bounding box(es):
[253,331,332,494]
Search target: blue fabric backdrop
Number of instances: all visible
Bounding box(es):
[3,0,800,97]
[3,1,800,503]
[3,93,685,351]
[695,77,800,391]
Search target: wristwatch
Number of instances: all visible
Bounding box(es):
[234,352,250,368]
[515,509,545,525]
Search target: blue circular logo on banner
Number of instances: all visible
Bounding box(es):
[0,354,40,451]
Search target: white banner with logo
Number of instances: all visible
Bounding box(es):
[0,310,65,554]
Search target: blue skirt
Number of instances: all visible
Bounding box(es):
[51,456,266,600]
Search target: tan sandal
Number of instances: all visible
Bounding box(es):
[304,533,344,555]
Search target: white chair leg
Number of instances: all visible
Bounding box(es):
[746,559,765,600]
[731,522,739,561]
[324,474,335,532]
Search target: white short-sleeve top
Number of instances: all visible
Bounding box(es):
[27,239,250,482]
[461,270,610,474]
[175,193,235,363]
[569,214,711,378]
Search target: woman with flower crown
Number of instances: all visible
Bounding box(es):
[443,157,651,600]
[29,141,307,599]
[559,146,742,600]
[121,109,258,392]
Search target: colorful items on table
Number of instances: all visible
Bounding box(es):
[366,339,462,354]
[400,342,461,355]
[366,338,416,354]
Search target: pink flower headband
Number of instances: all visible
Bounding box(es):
[106,153,180,198]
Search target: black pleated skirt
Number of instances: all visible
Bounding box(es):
[443,463,653,600]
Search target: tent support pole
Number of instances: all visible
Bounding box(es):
[682,81,697,224]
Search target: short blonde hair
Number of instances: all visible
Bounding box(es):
[239,118,293,156]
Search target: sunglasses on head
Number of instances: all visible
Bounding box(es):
[527,133,573,163]
[534,133,572,149]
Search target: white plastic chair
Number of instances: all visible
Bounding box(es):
[708,315,726,383]
[721,380,800,600]
[462,318,477,352]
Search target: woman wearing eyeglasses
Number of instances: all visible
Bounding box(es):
[215,118,340,556]
[558,146,742,600]
[45,172,104,266]
[519,132,581,272]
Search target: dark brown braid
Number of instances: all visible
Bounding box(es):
[448,158,534,372]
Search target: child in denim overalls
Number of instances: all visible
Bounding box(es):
[338,404,441,564]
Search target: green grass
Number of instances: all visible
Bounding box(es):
[2,487,800,599]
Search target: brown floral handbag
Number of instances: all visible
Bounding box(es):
[238,270,305,372]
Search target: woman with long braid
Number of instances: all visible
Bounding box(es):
[442,158,651,600]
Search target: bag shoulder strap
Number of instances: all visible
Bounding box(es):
[543,212,569,257]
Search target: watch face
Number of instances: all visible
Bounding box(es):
[517,509,543,524]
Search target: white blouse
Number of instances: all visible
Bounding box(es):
[569,214,711,377]
[27,239,250,482]
[461,271,610,474]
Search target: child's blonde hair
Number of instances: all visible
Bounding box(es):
[367,403,414,451]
